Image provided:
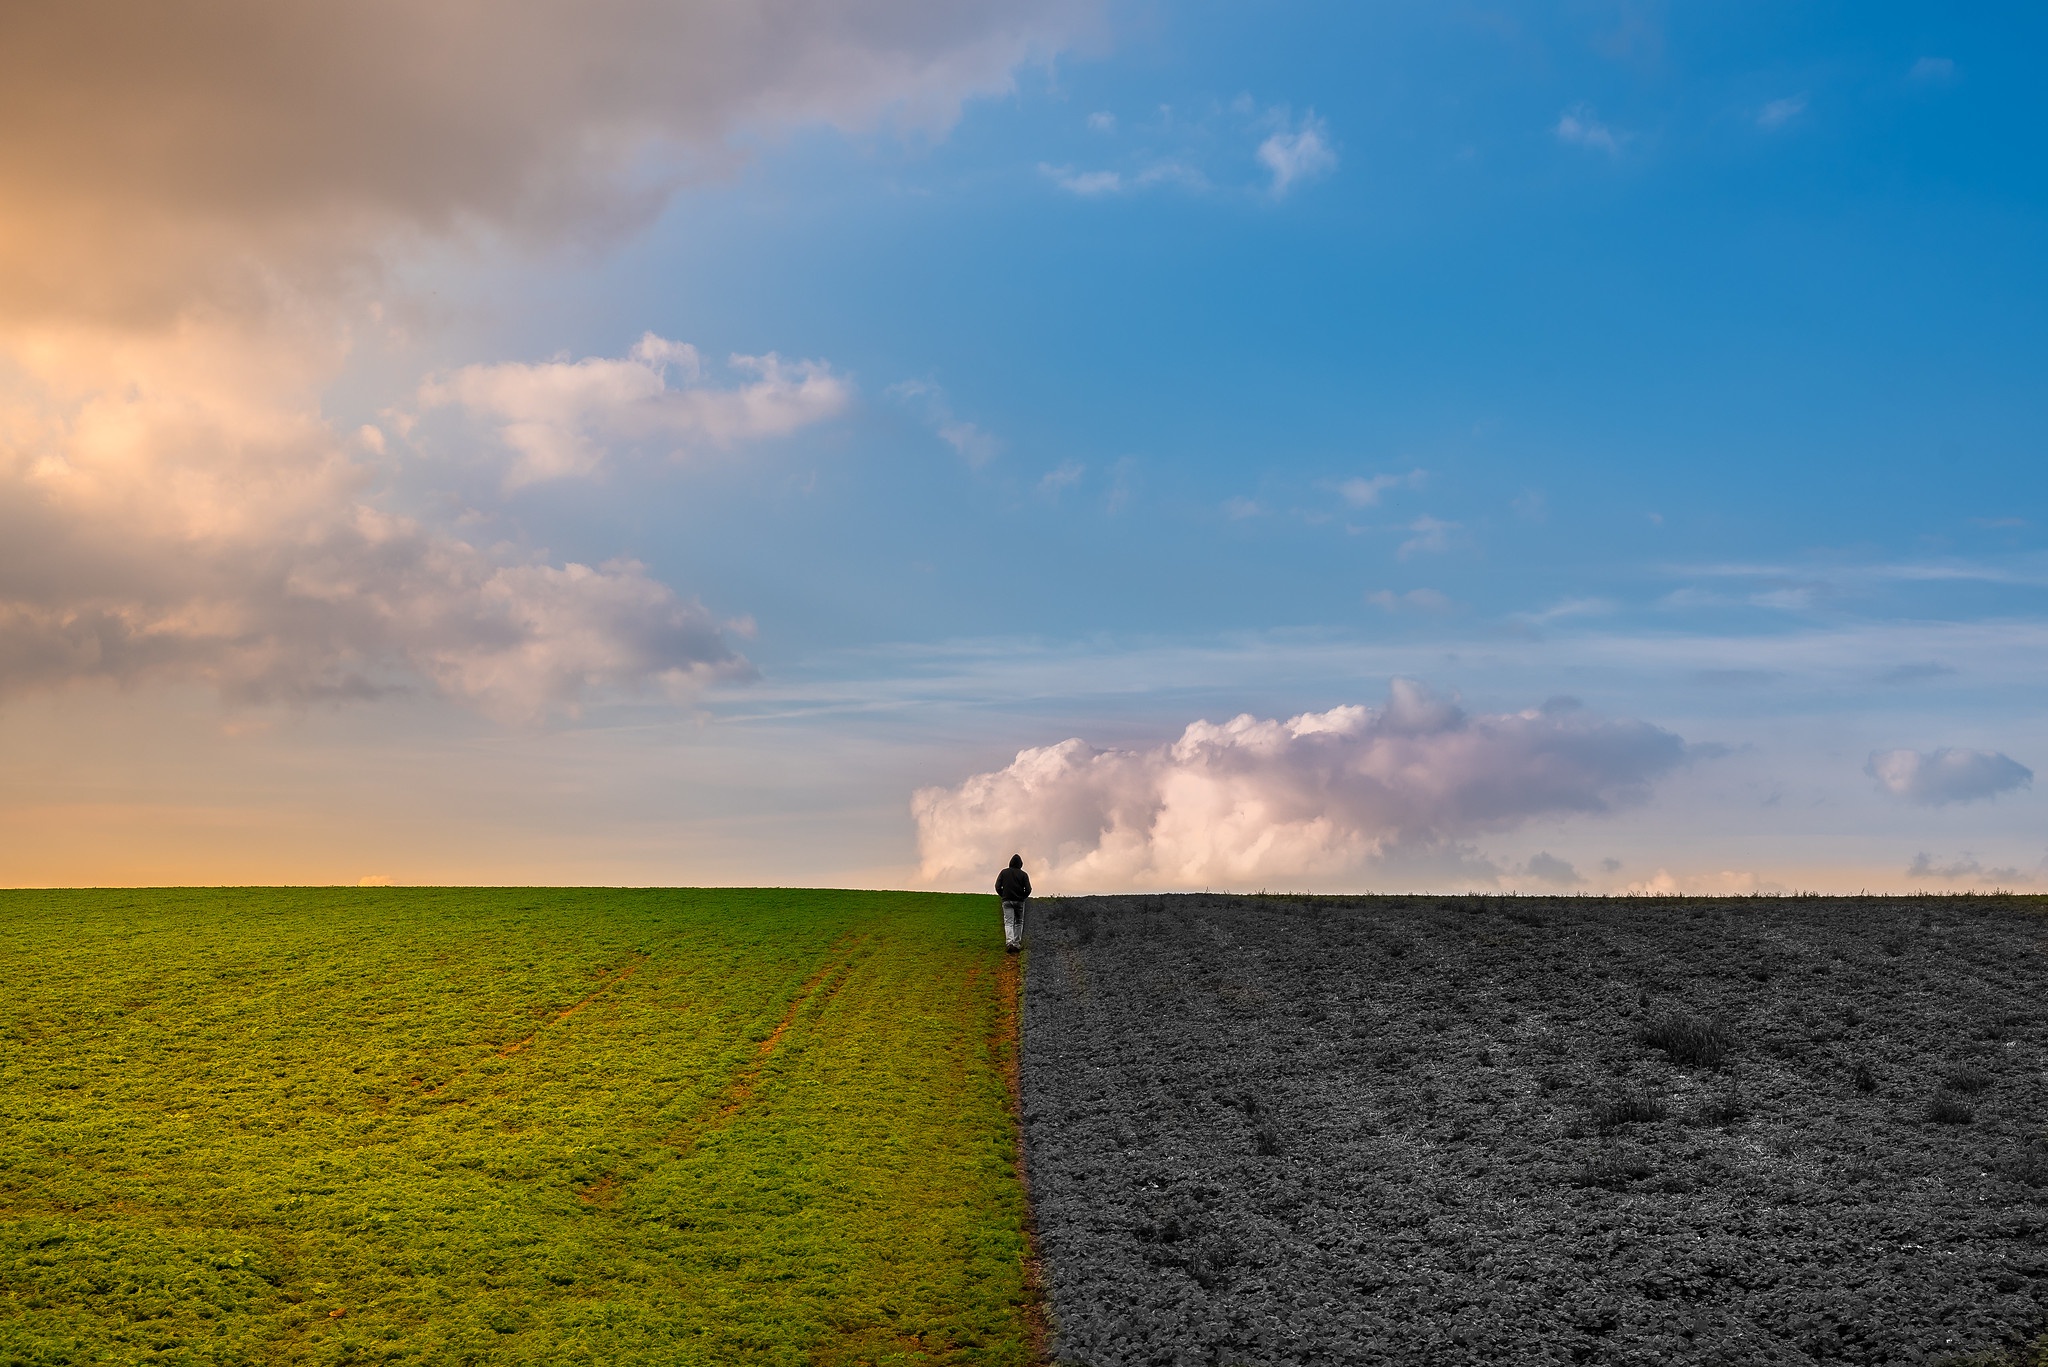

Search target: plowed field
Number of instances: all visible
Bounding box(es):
[1021,894,2048,1367]
[0,887,1036,1365]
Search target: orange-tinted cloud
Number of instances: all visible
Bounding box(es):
[0,1,1094,718]
[0,0,1095,323]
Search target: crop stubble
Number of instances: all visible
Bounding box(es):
[1020,894,2048,1366]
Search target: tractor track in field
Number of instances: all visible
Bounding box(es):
[498,956,645,1056]
[573,932,873,1205]
[419,952,645,1098]
[661,934,870,1152]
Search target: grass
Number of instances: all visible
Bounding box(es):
[0,887,1035,1366]
[1638,1009,1735,1067]
[1926,1092,1977,1125]
[1944,1064,1995,1095]
[1589,1090,1668,1131]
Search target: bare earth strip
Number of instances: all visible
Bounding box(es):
[996,950,1055,1365]
[1022,894,2048,1367]
[498,956,646,1056]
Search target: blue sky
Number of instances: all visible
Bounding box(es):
[0,1,2040,890]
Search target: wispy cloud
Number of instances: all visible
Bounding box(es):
[1337,468,1426,507]
[1367,588,1456,614]
[1906,851,2041,886]
[1257,110,1337,195]
[1040,461,1085,496]
[1039,164,1125,196]
[1909,56,1957,84]
[1514,597,1615,628]
[1756,94,1807,129]
[1878,661,1956,686]
[887,379,1000,466]
[1398,515,1459,558]
[1555,103,1623,155]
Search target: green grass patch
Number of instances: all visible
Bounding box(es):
[0,887,1033,1365]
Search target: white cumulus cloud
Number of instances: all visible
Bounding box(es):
[422,334,851,487]
[1866,747,2033,806]
[0,319,753,722]
[912,679,1687,890]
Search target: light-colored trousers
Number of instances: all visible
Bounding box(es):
[1001,900,1025,948]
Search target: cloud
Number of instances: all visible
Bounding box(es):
[1521,851,1584,887]
[422,334,851,487]
[1555,103,1623,155]
[1087,111,1117,133]
[0,0,1097,326]
[1256,111,1337,195]
[0,3,1089,725]
[912,679,1687,889]
[1756,95,1807,129]
[1906,852,2041,886]
[1041,461,1086,495]
[1909,57,1956,84]
[1337,469,1425,507]
[1040,164,1125,195]
[1866,747,2033,806]
[0,318,753,722]
[1367,588,1455,614]
[887,379,1000,465]
[1398,515,1460,558]
[1879,661,1956,685]
[1041,159,1206,198]
[1514,597,1614,628]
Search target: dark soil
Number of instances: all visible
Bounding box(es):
[1020,894,2048,1366]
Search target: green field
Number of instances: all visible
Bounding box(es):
[0,888,1037,1366]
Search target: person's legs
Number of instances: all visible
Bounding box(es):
[1001,900,1021,950]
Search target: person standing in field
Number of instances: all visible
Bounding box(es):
[996,854,1031,953]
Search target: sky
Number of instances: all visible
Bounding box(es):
[0,1,2042,893]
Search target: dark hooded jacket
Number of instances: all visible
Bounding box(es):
[995,859,1031,902]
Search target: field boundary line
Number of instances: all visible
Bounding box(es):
[997,949,1053,1366]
